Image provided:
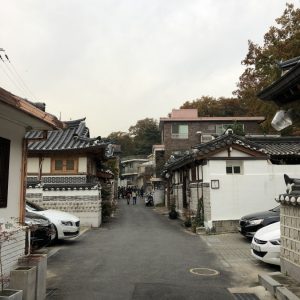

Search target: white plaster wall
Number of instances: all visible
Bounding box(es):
[42,157,51,173]
[212,149,253,158]
[43,189,99,197]
[0,118,25,219]
[27,157,39,173]
[207,160,300,222]
[153,189,164,205]
[0,118,26,279]
[78,157,87,173]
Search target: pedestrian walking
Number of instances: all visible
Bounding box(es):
[132,191,137,205]
[126,191,131,205]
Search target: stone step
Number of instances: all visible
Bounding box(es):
[258,272,300,300]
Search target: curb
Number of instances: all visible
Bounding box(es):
[259,273,300,300]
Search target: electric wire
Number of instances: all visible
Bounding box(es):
[0,49,38,101]
[4,53,38,102]
[0,54,25,95]
[0,53,31,99]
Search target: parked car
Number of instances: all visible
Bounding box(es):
[251,221,280,266]
[238,206,280,238]
[26,200,80,241]
[25,211,55,249]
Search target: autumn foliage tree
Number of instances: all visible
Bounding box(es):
[181,96,249,117]
[234,3,300,133]
[182,4,300,134]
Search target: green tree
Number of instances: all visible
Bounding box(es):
[234,3,300,134]
[107,131,135,157]
[129,118,161,155]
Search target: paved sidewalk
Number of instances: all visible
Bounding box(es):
[153,207,279,299]
[200,233,279,287]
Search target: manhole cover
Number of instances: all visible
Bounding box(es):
[189,267,219,276]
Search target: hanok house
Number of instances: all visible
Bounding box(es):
[258,56,300,281]
[26,117,113,227]
[0,87,62,279]
[163,132,300,233]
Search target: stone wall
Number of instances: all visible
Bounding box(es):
[280,204,300,280]
[190,182,211,223]
[173,184,183,213]
[212,220,239,234]
[26,187,102,227]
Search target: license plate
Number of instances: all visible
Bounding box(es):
[251,244,261,252]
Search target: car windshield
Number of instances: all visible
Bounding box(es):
[26,201,45,211]
[269,206,280,212]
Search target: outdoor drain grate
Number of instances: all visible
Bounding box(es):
[189,267,219,276]
[46,288,58,297]
[232,293,260,300]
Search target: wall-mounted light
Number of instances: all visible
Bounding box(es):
[271,109,293,131]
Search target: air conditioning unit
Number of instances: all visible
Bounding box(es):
[201,134,215,143]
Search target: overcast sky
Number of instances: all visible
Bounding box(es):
[1,1,299,137]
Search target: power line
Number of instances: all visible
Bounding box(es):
[4,52,38,101]
[0,54,25,95]
[0,48,38,101]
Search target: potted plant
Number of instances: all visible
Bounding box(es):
[0,220,23,300]
[168,196,178,219]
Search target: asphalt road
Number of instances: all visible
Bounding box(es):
[46,199,238,300]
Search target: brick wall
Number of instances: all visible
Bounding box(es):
[280,205,300,280]
[162,121,263,158]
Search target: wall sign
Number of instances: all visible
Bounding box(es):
[211,180,219,189]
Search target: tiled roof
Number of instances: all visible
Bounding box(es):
[160,116,265,122]
[192,133,264,155]
[0,86,63,129]
[257,59,300,105]
[164,133,300,172]
[248,137,300,156]
[27,118,108,152]
[276,174,300,206]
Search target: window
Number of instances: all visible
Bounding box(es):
[171,124,188,139]
[226,161,243,174]
[0,137,10,208]
[51,158,78,173]
[191,167,197,182]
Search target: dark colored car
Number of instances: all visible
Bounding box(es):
[25,211,55,250]
[238,206,280,239]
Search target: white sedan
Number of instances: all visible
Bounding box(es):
[251,221,280,266]
[26,200,80,241]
